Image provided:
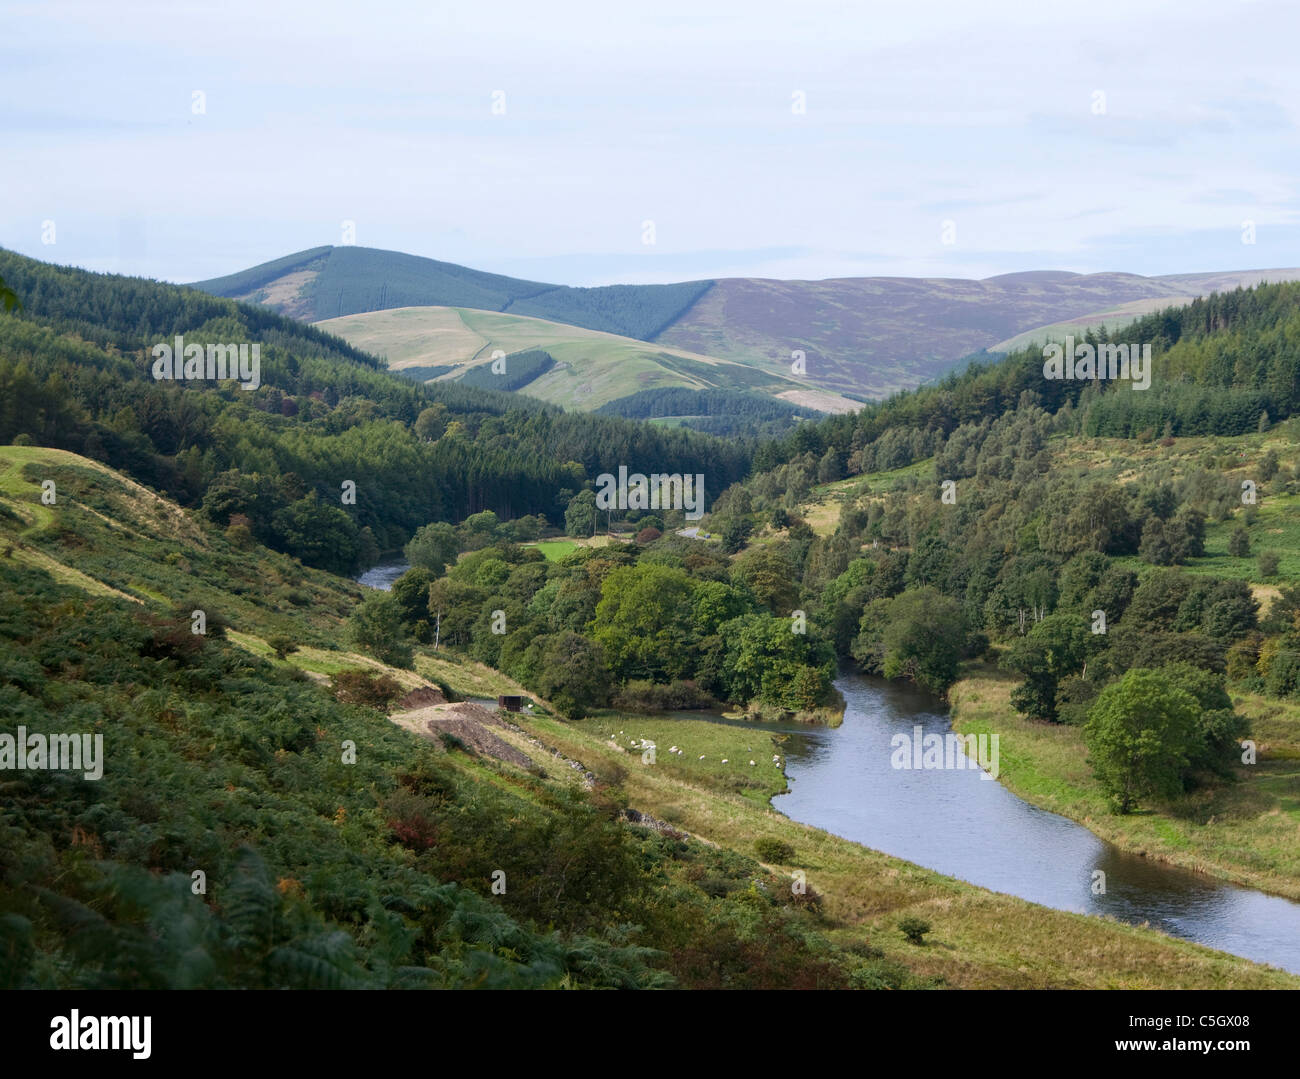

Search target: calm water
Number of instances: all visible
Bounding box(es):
[356,559,409,590]
[771,671,1300,974]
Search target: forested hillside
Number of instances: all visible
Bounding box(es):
[596,386,816,439]
[0,249,750,574]
[4,444,1281,989]
[4,256,1299,990]
[750,281,1300,478]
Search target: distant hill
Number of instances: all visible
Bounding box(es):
[656,268,1300,398]
[193,246,1300,401]
[314,303,859,413]
[194,245,712,340]
[987,269,1300,355]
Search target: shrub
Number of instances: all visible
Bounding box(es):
[753,837,796,863]
[382,789,439,851]
[397,756,459,803]
[1259,550,1281,578]
[898,916,931,945]
[225,513,254,549]
[612,679,716,712]
[849,958,915,989]
[331,669,403,709]
[268,634,298,660]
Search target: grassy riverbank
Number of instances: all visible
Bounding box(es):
[950,665,1300,901]
[510,706,1297,988]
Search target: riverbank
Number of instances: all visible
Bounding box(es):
[526,702,1297,987]
[228,623,1298,985]
[949,665,1300,902]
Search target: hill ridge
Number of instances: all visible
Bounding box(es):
[193,244,1300,401]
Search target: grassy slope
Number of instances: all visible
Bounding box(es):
[4,445,1295,987]
[314,305,857,412]
[0,445,363,645]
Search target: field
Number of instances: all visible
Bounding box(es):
[571,711,792,805]
[532,539,578,561]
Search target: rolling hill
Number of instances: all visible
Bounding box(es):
[193,245,1300,403]
[656,268,1300,397]
[313,303,858,413]
[193,245,713,340]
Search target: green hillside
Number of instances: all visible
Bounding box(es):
[315,303,860,412]
[0,246,754,569]
[0,443,1290,989]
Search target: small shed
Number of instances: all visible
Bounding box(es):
[497,695,523,713]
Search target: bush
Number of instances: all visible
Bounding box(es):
[898,916,931,945]
[753,837,795,863]
[331,669,404,709]
[382,788,439,851]
[612,679,716,712]
[347,592,414,668]
[267,634,298,660]
[1259,550,1281,578]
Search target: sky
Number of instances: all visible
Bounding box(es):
[2,0,1299,287]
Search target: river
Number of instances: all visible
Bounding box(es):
[771,671,1300,974]
[356,559,410,590]
[351,557,1300,974]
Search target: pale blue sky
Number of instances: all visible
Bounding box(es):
[3,0,1298,286]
